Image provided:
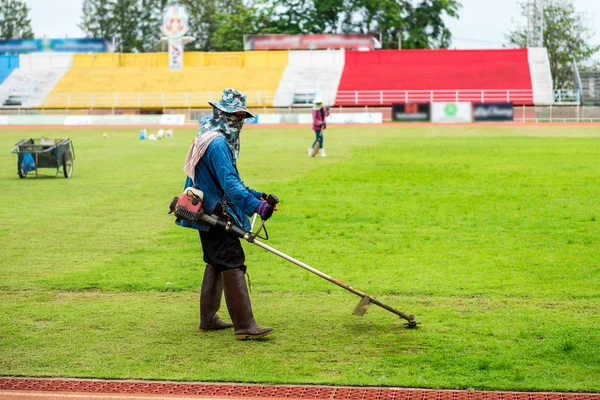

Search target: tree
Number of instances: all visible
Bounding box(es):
[138,0,169,52]
[80,0,140,52]
[212,4,281,51]
[79,0,114,39]
[506,0,600,89]
[112,0,141,52]
[0,0,34,39]
[180,0,219,51]
[252,0,461,49]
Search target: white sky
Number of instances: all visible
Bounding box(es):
[24,0,600,57]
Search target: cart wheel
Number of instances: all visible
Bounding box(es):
[18,168,27,179]
[63,151,73,178]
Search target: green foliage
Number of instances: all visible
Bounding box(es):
[112,0,143,52]
[79,0,168,52]
[79,0,114,40]
[80,0,461,52]
[212,4,283,51]
[1,126,599,390]
[138,0,169,52]
[258,0,462,49]
[0,0,34,39]
[506,0,600,89]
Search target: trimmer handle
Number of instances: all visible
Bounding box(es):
[266,193,279,206]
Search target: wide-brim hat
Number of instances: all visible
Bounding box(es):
[209,88,255,119]
[312,96,323,104]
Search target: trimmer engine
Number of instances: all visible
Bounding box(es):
[169,186,204,223]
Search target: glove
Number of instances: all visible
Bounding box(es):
[256,200,275,220]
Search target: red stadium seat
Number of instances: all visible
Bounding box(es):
[335,49,534,106]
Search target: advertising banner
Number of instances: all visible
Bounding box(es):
[64,116,92,126]
[431,102,473,123]
[473,103,514,122]
[244,34,381,50]
[65,115,186,126]
[297,113,383,124]
[257,115,281,124]
[168,39,184,71]
[159,114,185,125]
[392,103,430,122]
[0,38,113,53]
[0,116,8,125]
[161,5,190,71]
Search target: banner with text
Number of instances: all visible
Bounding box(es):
[392,103,431,122]
[473,103,514,122]
[168,39,184,71]
[297,113,382,124]
[0,38,113,53]
[244,34,381,50]
[64,115,186,126]
[431,103,473,123]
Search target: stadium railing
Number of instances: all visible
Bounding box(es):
[3,105,600,123]
[335,89,535,106]
[41,91,278,109]
[41,89,537,109]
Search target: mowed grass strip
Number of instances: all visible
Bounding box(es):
[0,126,599,391]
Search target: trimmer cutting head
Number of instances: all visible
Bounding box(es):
[353,296,372,316]
[404,316,420,329]
[354,296,420,328]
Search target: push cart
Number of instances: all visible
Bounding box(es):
[11,137,75,178]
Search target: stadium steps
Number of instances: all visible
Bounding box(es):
[274,50,345,107]
[528,47,554,105]
[1,68,70,107]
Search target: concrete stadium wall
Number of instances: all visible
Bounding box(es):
[72,53,168,68]
[69,51,288,69]
[288,50,345,67]
[0,55,20,83]
[18,54,73,71]
[73,53,120,68]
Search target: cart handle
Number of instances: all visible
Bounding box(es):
[10,139,29,153]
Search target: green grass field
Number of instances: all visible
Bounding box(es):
[1,125,599,391]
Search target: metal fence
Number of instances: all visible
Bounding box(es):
[514,106,600,122]
[40,91,277,108]
[335,89,536,106]
[2,105,600,123]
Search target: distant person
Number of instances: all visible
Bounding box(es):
[308,96,330,157]
[182,88,277,340]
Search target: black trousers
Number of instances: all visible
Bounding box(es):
[199,228,246,273]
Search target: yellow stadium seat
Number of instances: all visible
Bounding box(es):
[43,51,288,108]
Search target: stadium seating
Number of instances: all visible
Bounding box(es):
[43,51,288,108]
[274,50,345,107]
[18,48,546,109]
[0,55,20,105]
[0,55,19,84]
[1,54,72,107]
[336,49,535,105]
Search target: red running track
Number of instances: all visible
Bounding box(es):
[0,378,599,400]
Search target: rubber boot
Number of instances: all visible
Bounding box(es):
[319,148,327,157]
[222,269,274,340]
[199,264,234,332]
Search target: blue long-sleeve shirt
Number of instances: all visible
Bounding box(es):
[180,136,261,232]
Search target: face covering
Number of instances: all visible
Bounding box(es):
[198,108,244,159]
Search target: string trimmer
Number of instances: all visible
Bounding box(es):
[169,187,419,328]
